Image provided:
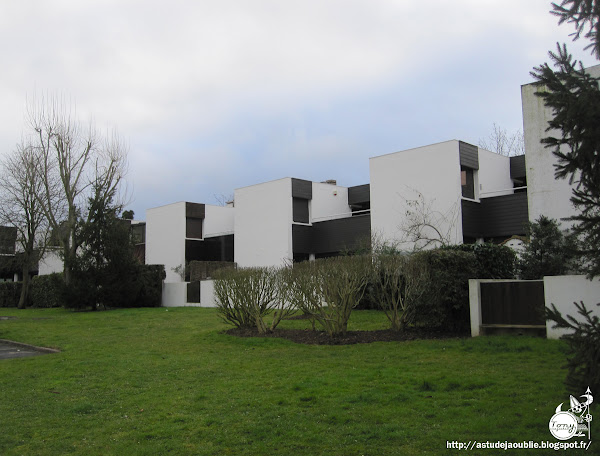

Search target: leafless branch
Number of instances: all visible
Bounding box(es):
[478,123,525,156]
[396,187,459,251]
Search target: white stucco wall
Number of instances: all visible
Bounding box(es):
[522,83,576,225]
[310,182,351,222]
[370,140,463,249]
[234,178,293,267]
[521,64,600,226]
[477,148,514,198]
[38,249,63,276]
[146,202,186,282]
[200,279,216,307]
[204,205,234,237]
[162,282,186,307]
[544,275,600,339]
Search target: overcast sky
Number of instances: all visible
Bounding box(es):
[1,1,597,218]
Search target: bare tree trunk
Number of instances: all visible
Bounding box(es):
[18,267,30,309]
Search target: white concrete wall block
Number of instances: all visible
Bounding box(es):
[162,282,187,307]
[544,275,600,339]
[469,279,482,337]
[234,178,293,267]
[200,279,217,307]
[522,82,576,225]
[38,249,64,276]
[521,66,600,225]
[146,202,186,282]
[204,205,235,237]
[310,182,350,222]
[370,140,463,249]
[477,148,513,198]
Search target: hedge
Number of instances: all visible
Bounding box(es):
[444,243,517,279]
[0,281,21,307]
[411,249,479,332]
[30,273,65,308]
[130,264,166,308]
[0,265,165,310]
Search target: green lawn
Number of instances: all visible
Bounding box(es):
[0,307,586,455]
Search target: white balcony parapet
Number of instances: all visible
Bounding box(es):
[310,209,370,224]
[479,186,527,197]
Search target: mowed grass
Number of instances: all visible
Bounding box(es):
[0,307,579,455]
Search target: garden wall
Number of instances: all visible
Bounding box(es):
[543,275,600,339]
[162,280,217,307]
[470,275,600,339]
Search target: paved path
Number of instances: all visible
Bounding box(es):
[0,340,59,360]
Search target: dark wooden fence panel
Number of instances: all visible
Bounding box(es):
[187,281,201,303]
[480,281,545,325]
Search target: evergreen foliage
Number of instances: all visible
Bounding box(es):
[121,210,134,220]
[546,301,600,394]
[534,2,600,395]
[518,216,580,279]
[132,265,166,308]
[66,183,140,310]
[532,40,600,278]
[551,0,600,57]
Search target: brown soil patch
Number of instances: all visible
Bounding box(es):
[225,327,466,345]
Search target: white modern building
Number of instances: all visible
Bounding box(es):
[370,140,528,249]
[145,201,234,282]
[139,139,528,285]
[235,177,373,267]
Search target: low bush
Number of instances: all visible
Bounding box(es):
[30,273,65,308]
[286,256,371,337]
[215,267,292,334]
[368,253,429,331]
[0,281,21,307]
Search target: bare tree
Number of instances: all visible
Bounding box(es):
[478,123,525,156]
[397,188,460,251]
[26,95,128,285]
[212,193,234,207]
[0,141,50,308]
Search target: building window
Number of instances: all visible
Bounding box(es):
[186,218,203,239]
[461,167,475,199]
[293,198,309,223]
[132,224,146,244]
